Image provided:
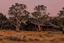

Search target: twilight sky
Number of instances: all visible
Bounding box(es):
[0,0,64,17]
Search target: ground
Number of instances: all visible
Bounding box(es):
[0,30,64,43]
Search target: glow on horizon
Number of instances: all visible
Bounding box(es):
[0,0,64,17]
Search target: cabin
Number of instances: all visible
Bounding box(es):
[20,21,37,31]
[41,23,61,31]
[20,18,62,31]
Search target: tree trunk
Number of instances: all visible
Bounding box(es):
[62,28,64,34]
[16,24,20,31]
[38,24,41,32]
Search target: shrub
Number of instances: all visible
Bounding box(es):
[34,38,40,41]
[39,34,43,38]
[22,35,27,42]
[29,38,34,41]
[0,38,3,41]
[58,38,64,41]
[6,36,22,41]
[45,34,53,37]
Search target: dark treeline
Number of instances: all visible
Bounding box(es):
[0,3,64,33]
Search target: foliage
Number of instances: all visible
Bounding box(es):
[8,3,30,31]
[8,3,30,26]
[32,5,49,24]
[57,7,64,29]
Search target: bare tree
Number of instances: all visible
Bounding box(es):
[31,5,49,31]
[8,3,30,31]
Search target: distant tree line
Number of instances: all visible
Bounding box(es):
[0,3,64,33]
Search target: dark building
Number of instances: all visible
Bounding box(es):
[20,18,61,31]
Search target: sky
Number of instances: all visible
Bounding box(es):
[0,0,64,17]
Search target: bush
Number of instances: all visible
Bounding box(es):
[29,38,40,41]
[59,38,64,41]
[45,34,53,37]
[39,34,43,38]
[22,35,27,42]
[0,38,3,41]
[6,36,22,41]
[29,38,34,41]
[34,38,40,41]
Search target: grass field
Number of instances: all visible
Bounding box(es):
[0,30,64,43]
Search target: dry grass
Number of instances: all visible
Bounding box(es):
[0,30,64,43]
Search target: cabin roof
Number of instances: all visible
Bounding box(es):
[28,18,59,28]
[29,18,44,25]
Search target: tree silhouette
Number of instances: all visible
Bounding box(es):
[0,13,8,28]
[8,3,30,31]
[31,5,49,31]
[0,13,7,23]
[58,7,64,33]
